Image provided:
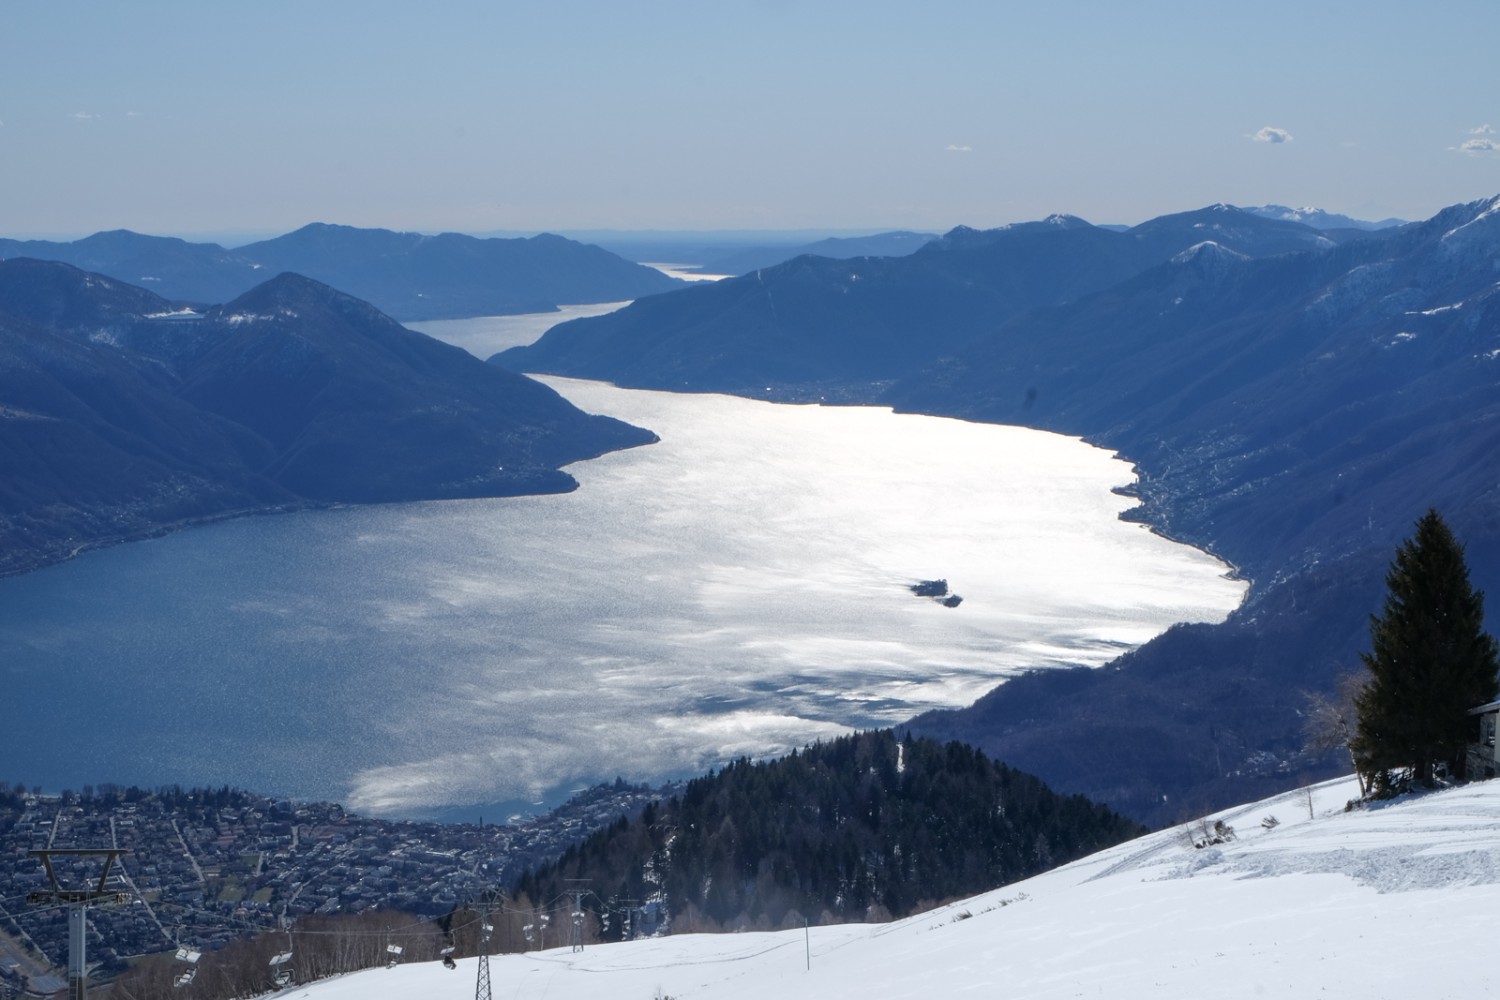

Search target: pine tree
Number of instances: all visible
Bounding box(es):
[1352,509,1500,790]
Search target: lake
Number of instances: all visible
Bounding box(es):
[0,315,1246,821]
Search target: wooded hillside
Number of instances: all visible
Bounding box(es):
[515,731,1144,933]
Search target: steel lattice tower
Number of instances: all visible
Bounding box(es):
[474,890,500,1000]
[568,886,588,952]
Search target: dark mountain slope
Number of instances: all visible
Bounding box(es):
[0,230,265,303]
[237,224,682,320]
[889,199,1500,581]
[0,313,290,578]
[498,250,1040,391]
[180,273,655,501]
[495,208,1335,394]
[898,197,1500,825]
[0,256,196,333]
[0,261,656,576]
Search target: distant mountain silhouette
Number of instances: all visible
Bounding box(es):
[237,224,683,320]
[0,225,682,321]
[687,231,939,276]
[0,230,265,303]
[0,260,656,576]
[1241,203,1407,231]
[496,206,1347,395]
[1122,203,1339,258]
[495,197,1500,826]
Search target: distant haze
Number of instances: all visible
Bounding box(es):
[3,2,1496,237]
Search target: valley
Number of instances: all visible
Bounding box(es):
[7,5,1495,996]
[496,197,1500,826]
[7,197,1497,829]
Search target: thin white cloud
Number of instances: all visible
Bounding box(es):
[1469,124,1496,135]
[1459,138,1497,154]
[71,111,98,121]
[1250,126,1293,144]
[945,143,972,153]
[126,110,143,118]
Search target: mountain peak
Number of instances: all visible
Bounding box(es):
[1242,203,1407,231]
[285,221,363,236]
[210,270,377,322]
[1170,240,1250,265]
[224,269,337,300]
[1166,241,1252,286]
[1439,193,1500,244]
[1126,204,1335,257]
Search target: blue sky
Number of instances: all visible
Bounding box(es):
[2,0,1497,239]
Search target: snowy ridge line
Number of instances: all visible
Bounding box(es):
[1442,194,1500,240]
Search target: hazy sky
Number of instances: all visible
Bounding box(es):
[3,1,1498,239]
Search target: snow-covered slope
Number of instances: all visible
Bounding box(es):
[288,776,1500,999]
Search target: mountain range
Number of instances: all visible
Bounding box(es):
[495,197,1500,826]
[497,205,1349,396]
[1242,202,1407,231]
[0,260,655,577]
[6,197,1490,826]
[0,224,682,321]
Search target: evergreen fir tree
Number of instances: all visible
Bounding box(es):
[1352,509,1500,789]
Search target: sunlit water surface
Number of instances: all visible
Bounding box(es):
[406,302,629,359]
[0,317,1245,819]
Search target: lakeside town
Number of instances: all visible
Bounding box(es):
[0,780,666,996]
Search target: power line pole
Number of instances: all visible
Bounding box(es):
[564,880,590,953]
[474,889,500,1000]
[607,897,641,941]
[27,849,131,1000]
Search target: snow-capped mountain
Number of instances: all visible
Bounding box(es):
[287,775,1500,999]
[1242,203,1407,231]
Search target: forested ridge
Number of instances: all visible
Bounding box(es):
[516,731,1144,932]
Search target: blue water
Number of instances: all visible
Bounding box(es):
[0,374,1245,820]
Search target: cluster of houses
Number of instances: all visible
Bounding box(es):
[0,780,665,993]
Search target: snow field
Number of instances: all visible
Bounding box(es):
[284,775,1500,1000]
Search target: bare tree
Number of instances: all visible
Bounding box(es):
[1303,670,1371,796]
